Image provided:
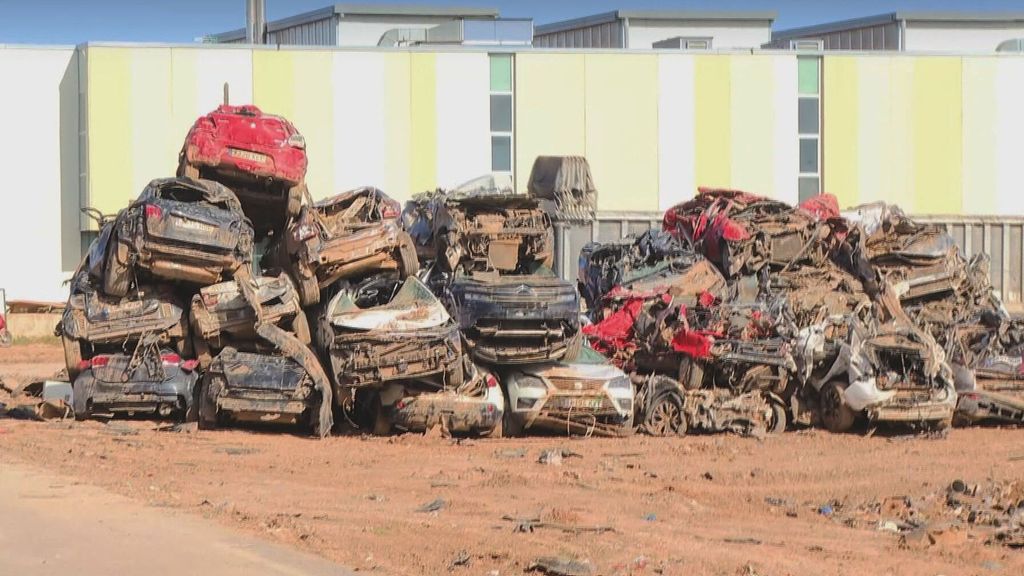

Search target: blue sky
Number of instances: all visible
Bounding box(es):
[0,0,1021,44]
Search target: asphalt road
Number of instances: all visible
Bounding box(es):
[0,461,353,576]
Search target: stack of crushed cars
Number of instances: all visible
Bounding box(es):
[582,187,1024,436]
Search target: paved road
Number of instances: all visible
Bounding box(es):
[0,461,353,576]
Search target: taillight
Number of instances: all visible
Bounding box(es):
[90,355,110,368]
[485,374,498,389]
[396,400,406,410]
[381,202,399,220]
[294,223,317,242]
[180,359,199,372]
[145,204,163,219]
[287,133,306,149]
[161,353,181,366]
[76,360,91,371]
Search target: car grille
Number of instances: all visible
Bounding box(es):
[546,376,606,392]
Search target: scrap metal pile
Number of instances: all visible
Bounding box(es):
[53,104,636,439]
[582,187,1024,436]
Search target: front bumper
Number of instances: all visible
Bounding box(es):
[864,387,956,424]
[215,389,313,424]
[329,327,462,388]
[390,391,502,434]
[956,390,1024,425]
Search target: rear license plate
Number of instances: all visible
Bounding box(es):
[228,148,269,163]
[554,397,603,410]
[173,215,217,233]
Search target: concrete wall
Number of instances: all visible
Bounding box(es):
[906,22,1024,52]
[627,19,771,49]
[0,46,79,302]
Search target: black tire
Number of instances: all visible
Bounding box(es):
[486,410,504,438]
[819,379,856,433]
[294,271,320,307]
[103,241,132,298]
[396,231,420,279]
[767,400,787,434]
[72,378,93,421]
[500,403,525,439]
[62,334,84,381]
[291,311,311,345]
[678,357,705,391]
[197,376,221,430]
[286,184,305,219]
[642,391,687,437]
[371,395,391,436]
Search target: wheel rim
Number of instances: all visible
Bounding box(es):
[647,397,682,436]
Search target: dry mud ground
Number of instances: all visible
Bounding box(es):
[2,343,1023,576]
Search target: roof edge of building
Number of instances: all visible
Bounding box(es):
[774,11,1024,41]
[536,10,776,36]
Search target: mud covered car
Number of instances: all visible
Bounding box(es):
[72,347,199,421]
[357,359,503,436]
[318,275,463,392]
[813,312,957,432]
[267,186,418,306]
[577,229,710,312]
[450,270,581,365]
[197,347,323,434]
[428,188,554,273]
[178,104,307,231]
[499,347,633,437]
[190,273,309,367]
[104,178,254,297]
[663,188,824,277]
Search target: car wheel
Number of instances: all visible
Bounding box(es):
[294,271,320,307]
[103,240,132,298]
[500,404,525,439]
[767,399,788,434]
[396,232,420,279]
[197,376,221,430]
[819,379,856,433]
[62,334,85,381]
[286,184,305,219]
[371,395,391,436]
[642,391,687,437]
[72,378,93,421]
[486,412,503,438]
[290,310,312,345]
[678,357,705,391]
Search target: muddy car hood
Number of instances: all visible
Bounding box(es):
[141,177,244,215]
[327,277,450,331]
[519,360,626,383]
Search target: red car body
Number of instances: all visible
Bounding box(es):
[180,104,307,186]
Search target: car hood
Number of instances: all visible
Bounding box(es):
[520,361,625,382]
[328,277,450,331]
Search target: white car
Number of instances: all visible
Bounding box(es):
[499,349,634,437]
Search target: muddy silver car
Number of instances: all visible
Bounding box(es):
[72,348,199,421]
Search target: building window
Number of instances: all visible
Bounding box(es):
[489,54,514,175]
[797,56,822,202]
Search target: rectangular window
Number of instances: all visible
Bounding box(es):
[797,56,822,202]
[489,54,514,176]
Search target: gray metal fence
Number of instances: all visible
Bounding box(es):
[554,212,1024,309]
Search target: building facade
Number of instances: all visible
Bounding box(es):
[533,10,775,49]
[769,12,1024,52]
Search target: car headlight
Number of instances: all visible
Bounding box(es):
[606,375,631,390]
[516,375,547,389]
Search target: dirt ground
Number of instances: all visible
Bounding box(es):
[2,343,1024,576]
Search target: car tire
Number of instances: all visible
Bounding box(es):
[62,334,85,381]
[678,357,706,391]
[197,376,220,430]
[291,311,311,345]
[72,378,93,421]
[103,241,132,298]
[286,184,305,219]
[294,271,321,307]
[371,395,391,436]
[396,231,420,279]
[819,379,856,433]
[767,399,788,434]
[642,388,687,437]
[499,400,525,439]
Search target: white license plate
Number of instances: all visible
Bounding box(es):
[173,216,216,233]
[555,397,603,410]
[228,148,268,163]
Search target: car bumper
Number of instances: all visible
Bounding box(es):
[390,392,502,434]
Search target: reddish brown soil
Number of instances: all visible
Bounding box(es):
[2,343,1023,576]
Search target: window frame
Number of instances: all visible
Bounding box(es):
[797,55,822,202]
[489,54,515,178]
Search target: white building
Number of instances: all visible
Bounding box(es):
[208,3,532,47]
[768,11,1024,52]
[533,10,775,50]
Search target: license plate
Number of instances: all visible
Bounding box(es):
[173,215,216,233]
[228,148,269,163]
[555,397,603,410]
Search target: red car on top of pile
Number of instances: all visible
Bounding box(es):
[178,104,308,234]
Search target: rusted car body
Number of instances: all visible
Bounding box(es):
[499,347,633,437]
[364,361,504,436]
[190,273,309,366]
[450,271,581,364]
[663,188,824,277]
[178,104,308,230]
[268,186,418,306]
[72,348,199,421]
[104,178,253,297]
[198,347,321,433]
[526,155,598,222]
[430,191,554,273]
[321,276,463,392]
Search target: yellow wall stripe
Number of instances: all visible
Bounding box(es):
[694,55,731,189]
[86,47,133,219]
[822,56,859,207]
[961,58,998,215]
[911,57,962,214]
[729,56,774,195]
[409,52,437,195]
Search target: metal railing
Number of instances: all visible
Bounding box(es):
[554,212,1024,308]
